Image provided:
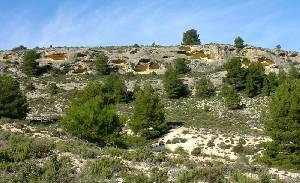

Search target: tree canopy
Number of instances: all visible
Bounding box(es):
[234,36,245,49]
[263,79,300,170]
[129,84,166,139]
[22,50,40,76]
[195,76,215,98]
[61,82,122,143]
[182,29,201,45]
[163,67,185,98]
[223,57,246,91]
[245,62,265,97]
[0,75,28,119]
[96,54,110,75]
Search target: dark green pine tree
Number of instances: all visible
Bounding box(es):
[96,53,110,75]
[174,58,189,74]
[195,76,215,98]
[288,64,300,79]
[102,74,128,103]
[129,84,166,139]
[221,84,241,110]
[277,69,288,84]
[263,79,300,170]
[261,72,279,96]
[61,82,122,143]
[163,66,185,98]
[223,57,246,91]
[22,50,40,76]
[234,36,245,49]
[0,75,28,119]
[245,62,265,97]
[182,29,201,45]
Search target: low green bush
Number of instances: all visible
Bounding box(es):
[80,157,124,181]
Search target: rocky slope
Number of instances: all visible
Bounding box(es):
[1,45,300,182]
[1,44,299,76]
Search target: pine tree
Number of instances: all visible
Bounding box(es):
[195,76,215,98]
[261,72,279,96]
[288,64,300,79]
[102,74,128,103]
[221,84,241,110]
[182,29,201,45]
[175,58,189,74]
[223,57,246,91]
[245,62,265,97]
[278,69,288,84]
[234,36,245,49]
[0,75,28,119]
[96,54,110,75]
[263,79,300,170]
[61,82,122,143]
[129,84,166,139]
[163,67,185,98]
[22,50,40,76]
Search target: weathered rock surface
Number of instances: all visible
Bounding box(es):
[1,44,299,75]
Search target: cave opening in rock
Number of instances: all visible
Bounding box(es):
[149,62,160,70]
[46,53,67,61]
[134,63,148,72]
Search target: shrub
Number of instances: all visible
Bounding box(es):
[275,44,281,50]
[191,147,202,156]
[262,72,279,96]
[182,29,201,45]
[221,84,241,110]
[288,64,300,79]
[175,58,189,74]
[74,78,127,105]
[207,139,215,147]
[122,171,149,183]
[80,157,123,181]
[22,50,40,76]
[229,171,278,183]
[245,62,265,97]
[234,36,245,49]
[223,57,246,91]
[164,66,185,98]
[150,167,168,183]
[132,83,141,100]
[102,74,128,103]
[166,137,187,144]
[40,155,76,183]
[96,53,110,75]
[195,76,215,98]
[277,69,288,84]
[48,83,59,95]
[0,131,54,163]
[12,45,27,51]
[25,82,35,91]
[133,43,140,48]
[229,171,255,183]
[262,79,300,170]
[124,148,154,162]
[61,96,122,143]
[175,167,225,183]
[129,84,166,139]
[0,75,28,119]
[175,146,188,155]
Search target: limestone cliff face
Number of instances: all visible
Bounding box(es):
[0,44,299,75]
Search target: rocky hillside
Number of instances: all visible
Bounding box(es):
[0,44,300,182]
[1,44,299,76]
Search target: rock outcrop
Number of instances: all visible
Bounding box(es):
[0,44,299,75]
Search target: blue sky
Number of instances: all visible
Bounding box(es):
[0,0,299,51]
